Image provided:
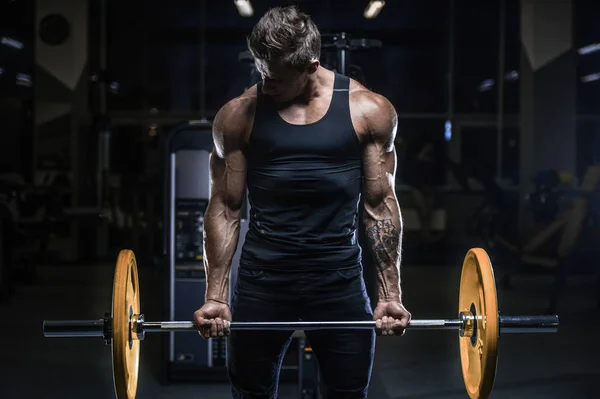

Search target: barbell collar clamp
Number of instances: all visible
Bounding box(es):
[103,312,111,345]
[459,311,475,338]
[131,314,145,341]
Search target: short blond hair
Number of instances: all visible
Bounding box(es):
[247,5,321,70]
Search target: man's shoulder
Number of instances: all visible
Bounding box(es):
[217,85,258,124]
[348,79,395,117]
[213,85,259,144]
[347,79,397,145]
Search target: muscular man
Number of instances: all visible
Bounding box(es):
[194,6,411,398]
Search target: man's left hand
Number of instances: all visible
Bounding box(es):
[373,300,411,336]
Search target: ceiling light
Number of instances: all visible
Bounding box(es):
[364,1,385,19]
[234,0,254,17]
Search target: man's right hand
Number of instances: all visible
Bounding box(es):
[193,301,233,339]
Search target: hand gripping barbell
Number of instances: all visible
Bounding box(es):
[42,248,558,399]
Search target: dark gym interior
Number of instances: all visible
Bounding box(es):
[0,0,599,398]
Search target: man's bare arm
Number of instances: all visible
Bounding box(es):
[203,99,250,304]
[360,93,403,302]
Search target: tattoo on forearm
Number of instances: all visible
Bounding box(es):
[366,218,400,271]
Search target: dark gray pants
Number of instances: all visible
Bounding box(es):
[228,265,375,399]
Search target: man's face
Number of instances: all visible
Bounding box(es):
[255,59,317,102]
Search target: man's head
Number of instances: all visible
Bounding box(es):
[247,6,321,101]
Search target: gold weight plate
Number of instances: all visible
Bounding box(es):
[112,250,141,399]
[458,248,499,399]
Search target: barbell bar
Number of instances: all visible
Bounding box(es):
[41,248,560,399]
[44,316,558,337]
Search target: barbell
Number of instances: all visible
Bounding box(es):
[42,248,559,399]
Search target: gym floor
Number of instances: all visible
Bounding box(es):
[1,259,598,399]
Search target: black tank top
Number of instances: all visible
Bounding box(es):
[241,73,363,271]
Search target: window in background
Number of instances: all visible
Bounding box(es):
[147,42,201,113]
[501,127,519,184]
[107,1,147,111]
[503,0,520,115]
[110,125,146,175]
[454,0,501,114]
[0,0,34,179]
[460,127,498,179]
[576,120,600,180]
[203,0,263,114]
[575,1,600,115]
[205,43,254,115]
[108,123,167,233]
[396,120,448,187]
[110,122,170,178]
[578,61,600,115]
[0,35,33,100]
[0,0,34,101]
[351,0,450,113]
[107,1,204,112]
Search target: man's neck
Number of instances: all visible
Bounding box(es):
[289,67,333,106]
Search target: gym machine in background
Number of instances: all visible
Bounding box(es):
[161,121,314,392]
[162,121,251,383]
[320,32,382,80]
